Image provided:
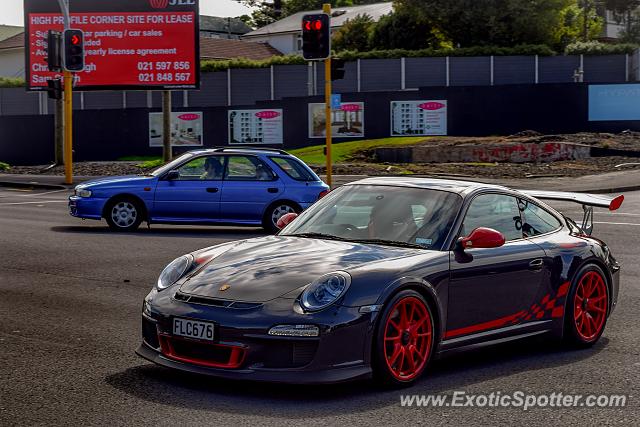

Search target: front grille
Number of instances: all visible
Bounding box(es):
[174,291,262,310]
[261,340,319,369]
[159,335,246,369]
[142,316,160,349]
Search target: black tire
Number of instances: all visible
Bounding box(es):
[262,201,300,233]
[563,264,610,348]
[373,289,436,387]
[104,196,144,232]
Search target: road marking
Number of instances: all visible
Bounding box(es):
[0,189,69,198]
[0,200,68,206]
[594,221,640,226]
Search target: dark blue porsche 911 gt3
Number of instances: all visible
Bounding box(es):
[137,177,623,386]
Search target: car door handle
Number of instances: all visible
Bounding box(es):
[529,258,544,270]
[206,187,219,193]
[268,188,279,193]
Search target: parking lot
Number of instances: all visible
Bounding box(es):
[0,185,638,425]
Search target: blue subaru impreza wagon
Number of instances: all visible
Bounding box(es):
[69,147,329,232]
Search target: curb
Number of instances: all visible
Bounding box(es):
[0,180,69,190]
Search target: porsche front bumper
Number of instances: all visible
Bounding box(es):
[135,295,377,384]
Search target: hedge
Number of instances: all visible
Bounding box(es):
[565,41,638,55]
[0,77,26,88]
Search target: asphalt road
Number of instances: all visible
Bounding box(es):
[0,186,638,426]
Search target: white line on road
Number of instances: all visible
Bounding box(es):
[0,200,68,206]
[0,189,69,198]
[594,221,640,226]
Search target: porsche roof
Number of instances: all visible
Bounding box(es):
[347,176,510,194]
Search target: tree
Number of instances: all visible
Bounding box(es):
[604,0,640,41]
[332,14,375,51]
[369,10,445,50]
[395,0,595,49]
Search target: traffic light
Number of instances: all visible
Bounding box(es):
[63,29,85,72]
[301,13,330,60]
[46,30,62,72]
[331,58,345,81]
[46,79,63,100]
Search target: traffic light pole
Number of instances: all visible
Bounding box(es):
[63,71,73,184]
[323,3,332,189]
[57,0,74,185]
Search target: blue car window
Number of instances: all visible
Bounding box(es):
[175,156,223,181]
[269,156,317,181]
[225,156,275,181]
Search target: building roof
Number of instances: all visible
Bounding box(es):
[200,16,252,35]
[0,25,23,42]
[199,37,281,60]
[0,32,23,51]
[0,32,279,60]
[243,2,393,38]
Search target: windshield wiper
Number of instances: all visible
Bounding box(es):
[349,239,427,250]
[288,232,350,242]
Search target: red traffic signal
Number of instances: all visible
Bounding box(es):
[63,29,85,72]
[301,13,330,60]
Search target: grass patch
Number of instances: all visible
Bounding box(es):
[289,137,428,164]
[138,159,164,169]
[117,155,161,162]
[0,161,10,171]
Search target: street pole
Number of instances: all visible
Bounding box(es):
[57,0,73,184]
[323,3,332,188]
[162,90,172,162]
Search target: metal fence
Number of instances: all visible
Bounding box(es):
[0,53,632,116]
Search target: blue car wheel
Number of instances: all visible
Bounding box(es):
[105,197,144,232]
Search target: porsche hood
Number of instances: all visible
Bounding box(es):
[179,235,424,302]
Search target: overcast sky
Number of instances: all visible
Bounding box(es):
[0,0,254,27]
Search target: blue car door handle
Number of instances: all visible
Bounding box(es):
[206,187,219,193]
[268,188,279,193]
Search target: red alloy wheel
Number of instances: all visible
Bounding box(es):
[383,296,433,381]
[573,271,608,341]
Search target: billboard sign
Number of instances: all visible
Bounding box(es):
[308,102,364,138]
[149,111,203,147]
[390,100,447,136]
[589,84,640,121]
[24,0,200,91]
[228,109,284,145]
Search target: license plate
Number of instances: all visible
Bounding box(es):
[173,318,215,341]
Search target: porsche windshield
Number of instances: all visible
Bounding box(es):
[282,185,463,250]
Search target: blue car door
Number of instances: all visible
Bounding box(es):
[219,155,284,222]
[153,155,223,221]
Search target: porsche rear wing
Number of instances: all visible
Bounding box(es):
[519,190,624,235]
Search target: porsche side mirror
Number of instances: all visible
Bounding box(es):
[457,227,505,250]
[166,170,180,181]
[276,213,298,230]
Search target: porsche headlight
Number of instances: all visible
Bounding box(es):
[300,272,351,312]
[157,255,193,291]
[75,188,92,198]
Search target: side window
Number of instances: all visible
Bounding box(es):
[269,156,316,181]
[176,156,223,181]
[463,194,523,242]
[521,201,561,236]
[225,156,275,181]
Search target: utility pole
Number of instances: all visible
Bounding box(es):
[162,90,172,162]
[56,0,73,184]
[323,3,333,188]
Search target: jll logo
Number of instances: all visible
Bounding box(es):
[418,102,445,110]
[178,113,200,121]
[255,111,280,119]
[150,0,169,8]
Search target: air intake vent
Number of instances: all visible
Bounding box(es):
[174,291,262,309]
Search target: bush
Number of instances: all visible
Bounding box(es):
[565,41,638,55]
[201,54,306,72]
[0,77,25,88]
[0,162,10,171]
